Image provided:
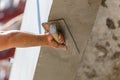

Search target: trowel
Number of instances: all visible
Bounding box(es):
[42,20,67,49]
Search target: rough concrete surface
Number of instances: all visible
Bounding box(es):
[75,0,120,80]
[34,0,101,80]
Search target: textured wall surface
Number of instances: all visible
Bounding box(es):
[34,0,101,80]
[75,0,120,80]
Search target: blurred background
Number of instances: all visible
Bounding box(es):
[0,0,26,80]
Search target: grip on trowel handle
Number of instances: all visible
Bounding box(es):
[50,24,67,50]
[42,22,60,43]
[49,24,60,43]
[42,22,67,50]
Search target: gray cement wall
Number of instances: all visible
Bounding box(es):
[34,0,101,80]
[75,0,120,80]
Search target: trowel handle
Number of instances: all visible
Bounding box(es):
[50,24,60,43]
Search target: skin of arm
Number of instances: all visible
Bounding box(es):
[0,14,65,51]
[0,30,65,51]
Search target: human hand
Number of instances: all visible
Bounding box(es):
[47,32,66,48]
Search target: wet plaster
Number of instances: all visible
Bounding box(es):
[34,0,101,80]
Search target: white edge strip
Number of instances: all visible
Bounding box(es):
[9,0,53,80]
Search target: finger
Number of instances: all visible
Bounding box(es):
[57,44,66,48]
[50,40,65,48]
[50,40,59,48]
[58,33,65,43]
[48,34,53,42]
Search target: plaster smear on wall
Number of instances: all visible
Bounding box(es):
[75,0,120,80]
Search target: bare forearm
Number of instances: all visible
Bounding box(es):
[10,31,49,47]
[0,30,49,50]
